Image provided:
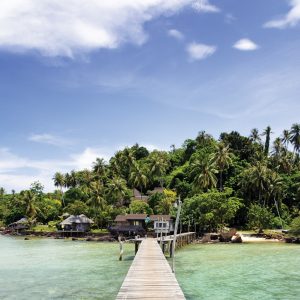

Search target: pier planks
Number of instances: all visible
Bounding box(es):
[116,238,186,300]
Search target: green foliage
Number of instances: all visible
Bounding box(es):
[129,200,153,215]
[64,200,89,216]
[289,216,300,236]
[247,204,275,231]
[182,189,243,232]
[2,124,300,232]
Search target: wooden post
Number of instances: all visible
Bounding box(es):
[135,241,139,255]
[170,240,173,258]
[118,236,123,261]
[172,197,182,273]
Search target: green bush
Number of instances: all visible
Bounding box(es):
[289,216,300,236]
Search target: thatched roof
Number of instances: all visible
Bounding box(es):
[60,214,94,225]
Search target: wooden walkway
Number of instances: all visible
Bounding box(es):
[116,238,186,300]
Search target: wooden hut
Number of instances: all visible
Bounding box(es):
[60,214,94,233]
[110,214,174,237]
[7,217,29,232]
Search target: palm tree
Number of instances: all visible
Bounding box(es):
[248,162,270,205]
[249,128,261,143]
[212,142,233,191]
[53,172,65,193]
[88,182,106,211]
[290,123,300,158]
[268,171,283,229]
[281,129,291,150]
[130,163,148,197]
[148,151,169,187]
[262,126,272,156]
[93,158,107,179]
[21,190,38,224]
[107,176,128,206]
[191,157,218,192]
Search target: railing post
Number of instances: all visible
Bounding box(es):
[172,197,182,274]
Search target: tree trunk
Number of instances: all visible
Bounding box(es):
[219,171,223,191]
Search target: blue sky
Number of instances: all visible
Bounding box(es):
[0,0,300,191]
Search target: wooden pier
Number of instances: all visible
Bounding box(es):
[116,238,186,299]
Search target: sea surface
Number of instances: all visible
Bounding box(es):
[0,235,134,300]
[175,242,300,300]
[1,236,300,300]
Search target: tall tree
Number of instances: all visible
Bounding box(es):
[249,128,261,143]
[21,190,38,222]
[191,157,218,192]
[212,142,233,191]
[130,163,148,197]
[107,176,128,206]
[148,151,169,187]
[262,126,272,156]
[53,172,65,193]
[281,129,291,150]
[290,123,300,158]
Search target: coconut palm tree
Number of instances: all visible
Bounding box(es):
[281,129,291,150]
[191,157,218,192]
[249,128,261,143]
[248,161,270,206]
[262,126,273,156]
[211,142,233,191]
[107,176,128,206]
[268,171,283,228]
[290,123,300,158]
[148,151,169,187]
[21,190,38,224]
[53,172,65,193]
[130,163,148,198]
[92,158,107,180]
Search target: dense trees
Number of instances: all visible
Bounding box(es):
[1,123,300,232]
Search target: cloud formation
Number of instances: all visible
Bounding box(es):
[29,133,72,147]
[192,0,220,13]
[168,29,184,40]
[264,0,300,28]
[0,0,219,57]
[186,42,217,60]
[0,147,111,191]
[233,38,259,51]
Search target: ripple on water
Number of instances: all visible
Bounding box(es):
[0,236,134,300]
[174,243,300,300]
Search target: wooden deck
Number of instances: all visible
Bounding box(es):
[116,238,186,300]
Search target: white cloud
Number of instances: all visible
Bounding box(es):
[0,147,111,192]
[29,133,72,147]
[186,42,217,60]
[264,0,300,28]
[233,38,259,51]
[168,29,184,40]
[0,0,219,57]
[192,0,220,13]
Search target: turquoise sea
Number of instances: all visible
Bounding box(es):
[1,235,300,299]
[175,242,300,300]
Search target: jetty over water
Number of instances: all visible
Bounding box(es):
[116,238,186,299]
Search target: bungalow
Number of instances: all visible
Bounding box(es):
[60,214,94,232]
[7,217,29,231]
[110,214,174,237]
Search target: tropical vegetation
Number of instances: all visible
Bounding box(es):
[1,123,300,233]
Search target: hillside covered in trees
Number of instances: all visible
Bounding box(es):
[1,124,300,234]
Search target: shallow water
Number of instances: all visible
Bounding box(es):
[1,236,300,300]
[0,235,134,300]
[175,242,300,300]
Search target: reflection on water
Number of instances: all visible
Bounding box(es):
[0,235,134,300]
[175,242,300,300]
